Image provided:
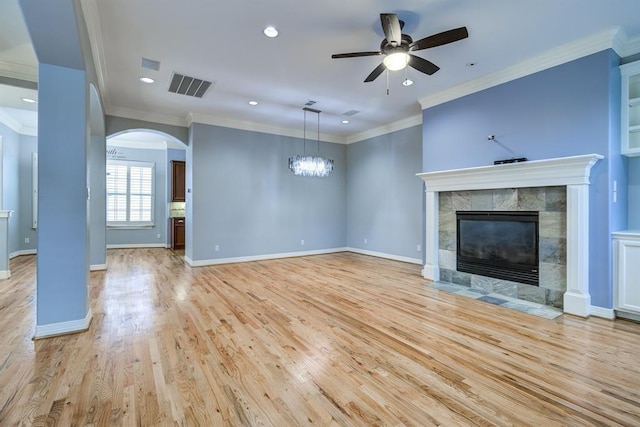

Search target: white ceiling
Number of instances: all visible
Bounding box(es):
[2,0,640,142]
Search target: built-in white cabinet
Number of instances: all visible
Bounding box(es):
[613,231,640,315]
[621,60,640,156]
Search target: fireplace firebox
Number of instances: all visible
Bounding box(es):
[456,211,539,286]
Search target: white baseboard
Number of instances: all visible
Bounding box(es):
[34,308,93,340]
[107,243,167,249]
[615,310,640,322]
[185,247,349,267]
[186,247,423,267]
[0,270,10,279]
[590,306,616,319]
[10,249,37,259]
[90,264,107,271]
[345,247,422,265]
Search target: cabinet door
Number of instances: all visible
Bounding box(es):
[616,238,640,314]
[171,161,186,201]
[172,218,185,249]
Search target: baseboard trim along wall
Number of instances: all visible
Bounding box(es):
[9,249,37,259]
[345,247,423,265]
[106,243,167,249]
[185,247,349,267]
[0,270,10,279]
[185,247,423,267]
[34,308,93,340]
[590,306,616,320]
[90,264,107,271]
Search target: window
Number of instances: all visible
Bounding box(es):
[106,160,155,227]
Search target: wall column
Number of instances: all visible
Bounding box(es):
[34,63,91,337]
[563,183,592,317]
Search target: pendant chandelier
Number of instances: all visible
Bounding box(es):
[288,107,334,178]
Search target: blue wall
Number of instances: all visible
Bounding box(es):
[1,122,20,255]
[18,134,37,254]
[422,49,624,309]
[187,123,347,262]
[347,125,423,260]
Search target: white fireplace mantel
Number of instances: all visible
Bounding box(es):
[416,154,603,317]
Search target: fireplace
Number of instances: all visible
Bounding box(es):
[457,211,539,286]
[416,154,603,316]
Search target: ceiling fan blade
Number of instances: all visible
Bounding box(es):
[408,55,440,75]
[380,13,402,45]
[364,62,386,82]
[331,51,382,59]
[410,27,469,51]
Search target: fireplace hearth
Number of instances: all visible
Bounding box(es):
[456,211,539,286]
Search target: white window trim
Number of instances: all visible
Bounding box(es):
[106,160,155,228]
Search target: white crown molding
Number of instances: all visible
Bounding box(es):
[0,109,37,136]
[621,34,640,58]
[0,109,23,133]
[107,106,188,128]
[187,112,348,144]
[0,59,38,82]
[80,0,110,112]
[345,114,423,144]
[419,28,623,110]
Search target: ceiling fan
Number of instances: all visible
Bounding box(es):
[331,13,469,82]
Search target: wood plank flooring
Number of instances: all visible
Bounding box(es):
[1,249,639,426]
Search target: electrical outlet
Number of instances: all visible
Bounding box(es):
[364,238,367,244]
[215,245,220,252]
[417,244,421,252]
[157,233,161,239]
[25,237,30,244]
[300,239,305,246]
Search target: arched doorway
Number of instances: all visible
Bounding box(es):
[104,130,187,253]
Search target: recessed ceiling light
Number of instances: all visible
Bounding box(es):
[21,97,37,103]
[248,100,258,106]
[140,77,155,84]
[341,120,349,124]
[264,26,278,38]
[402,78,414,87]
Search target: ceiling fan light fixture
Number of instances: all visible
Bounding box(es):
[383,51,409,71]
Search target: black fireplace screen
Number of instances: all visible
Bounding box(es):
[456,211,539,286]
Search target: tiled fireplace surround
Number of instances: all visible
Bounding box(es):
[417,154,603,317]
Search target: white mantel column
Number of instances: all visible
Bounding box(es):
[563,184,592,317]
[424,190,440,281]
[0,210,12,279]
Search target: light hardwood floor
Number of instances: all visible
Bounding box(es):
[1,249,639,426]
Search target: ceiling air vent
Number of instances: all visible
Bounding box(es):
[141,57,160,71]
[342,109,360,116]
[168,72,213,98]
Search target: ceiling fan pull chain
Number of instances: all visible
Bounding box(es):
[386,69,390,95]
